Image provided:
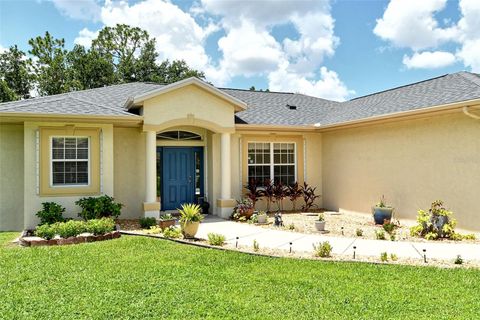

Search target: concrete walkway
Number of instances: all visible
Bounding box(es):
[197,216,480,262]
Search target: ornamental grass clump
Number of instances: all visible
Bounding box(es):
[207,233,226,246]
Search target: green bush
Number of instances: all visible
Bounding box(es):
[86,218,116,235]
[36,202,65,225]
[380,252,388,262]
[207,233,225,246]
[162,226,182,239]
[54,220,87,238]
[355,228,363,237]
[375,230,386,240]
[35,224,56,240]
[139,217,157,229]
[410,200,458,240]
[76,195,123,220]
[313,241,332,258]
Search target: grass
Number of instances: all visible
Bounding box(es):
[1,232,479,319]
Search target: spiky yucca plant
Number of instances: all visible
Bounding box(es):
[178,203,204,224]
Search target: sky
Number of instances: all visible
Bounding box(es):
[0,0,479,101]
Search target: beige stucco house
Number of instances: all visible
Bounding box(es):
[1,72,479,231]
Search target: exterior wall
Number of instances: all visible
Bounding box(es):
[23,122,114,229]
[0,124,24,230]
[143,84,235,132]
[113,127,145,219]
[322,112,480,230]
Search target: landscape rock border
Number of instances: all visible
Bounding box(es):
[18,231,121,247]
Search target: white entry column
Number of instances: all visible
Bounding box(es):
[143,130,160,218]
[217,132,235,218]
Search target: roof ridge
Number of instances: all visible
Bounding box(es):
[457,71,480,88]
[349,73,450,101]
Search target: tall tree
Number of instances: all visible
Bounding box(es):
[92,24,153,82]
[0,45,33,99]
[67,45,115,90]
[0,79,18,102]
[134,40,160,82]
[28,32,70,95]
[157,59,205,84]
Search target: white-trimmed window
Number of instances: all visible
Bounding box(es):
[247,142,296,185]
[51,137,89,186]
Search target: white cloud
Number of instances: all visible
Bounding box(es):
[373,0,457,50]
[200,0,351,99]
[402,51,456,69]
[73,28,99,48]
[457,39,480,72]
[375,0,480,73]
[49,0,101,22]
[456,0,480,72]
[269,66,354,102]
[217,21,283,77]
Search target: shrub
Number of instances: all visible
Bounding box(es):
[139,217,157,229]
[375,230,386,240]
[317,213,325,221]
[245,178,263,209]
[273,180,287,211]
[410,200,458,240]
[454,255,463,265]
[313,241,332,258]
[355,228,364,237]
[145,226,162,234]
[54,220,87,238]
[36,202,65,225]
[86,218,116,235]
[35,224,56,240]
[390,253,398,261]
[76,195,123,220]
[301,182,321,211]
[158,213,174,221]
[288,223,295,230]
[207,233,225,246]
[287,182,302,211]
[162,226,182,239]
[380,252,388,262]
[263,179,275,212]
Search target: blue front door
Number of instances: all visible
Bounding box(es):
[160,147,203,210]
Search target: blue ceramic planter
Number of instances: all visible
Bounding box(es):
[372,207,394,225]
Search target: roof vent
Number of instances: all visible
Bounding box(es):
[286,104,297,110]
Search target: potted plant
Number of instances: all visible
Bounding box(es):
[158,213,176,230]
[178,203,204,238]
[372,195,394,225]
[315,213,326,231]
[257,211,268,224]
[232,198,255,220]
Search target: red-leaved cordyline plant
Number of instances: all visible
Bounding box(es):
[301,182,321,212]
[273,180,287,212]
[263,178,275,213]
[287,182,302,211]
[245,178,263,209]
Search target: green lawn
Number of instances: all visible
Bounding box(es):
[1,232,479,319]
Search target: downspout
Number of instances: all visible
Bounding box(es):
[463,106,480,120]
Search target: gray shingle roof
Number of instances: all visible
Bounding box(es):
[319,71,480,126]
[1,71,479,126]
